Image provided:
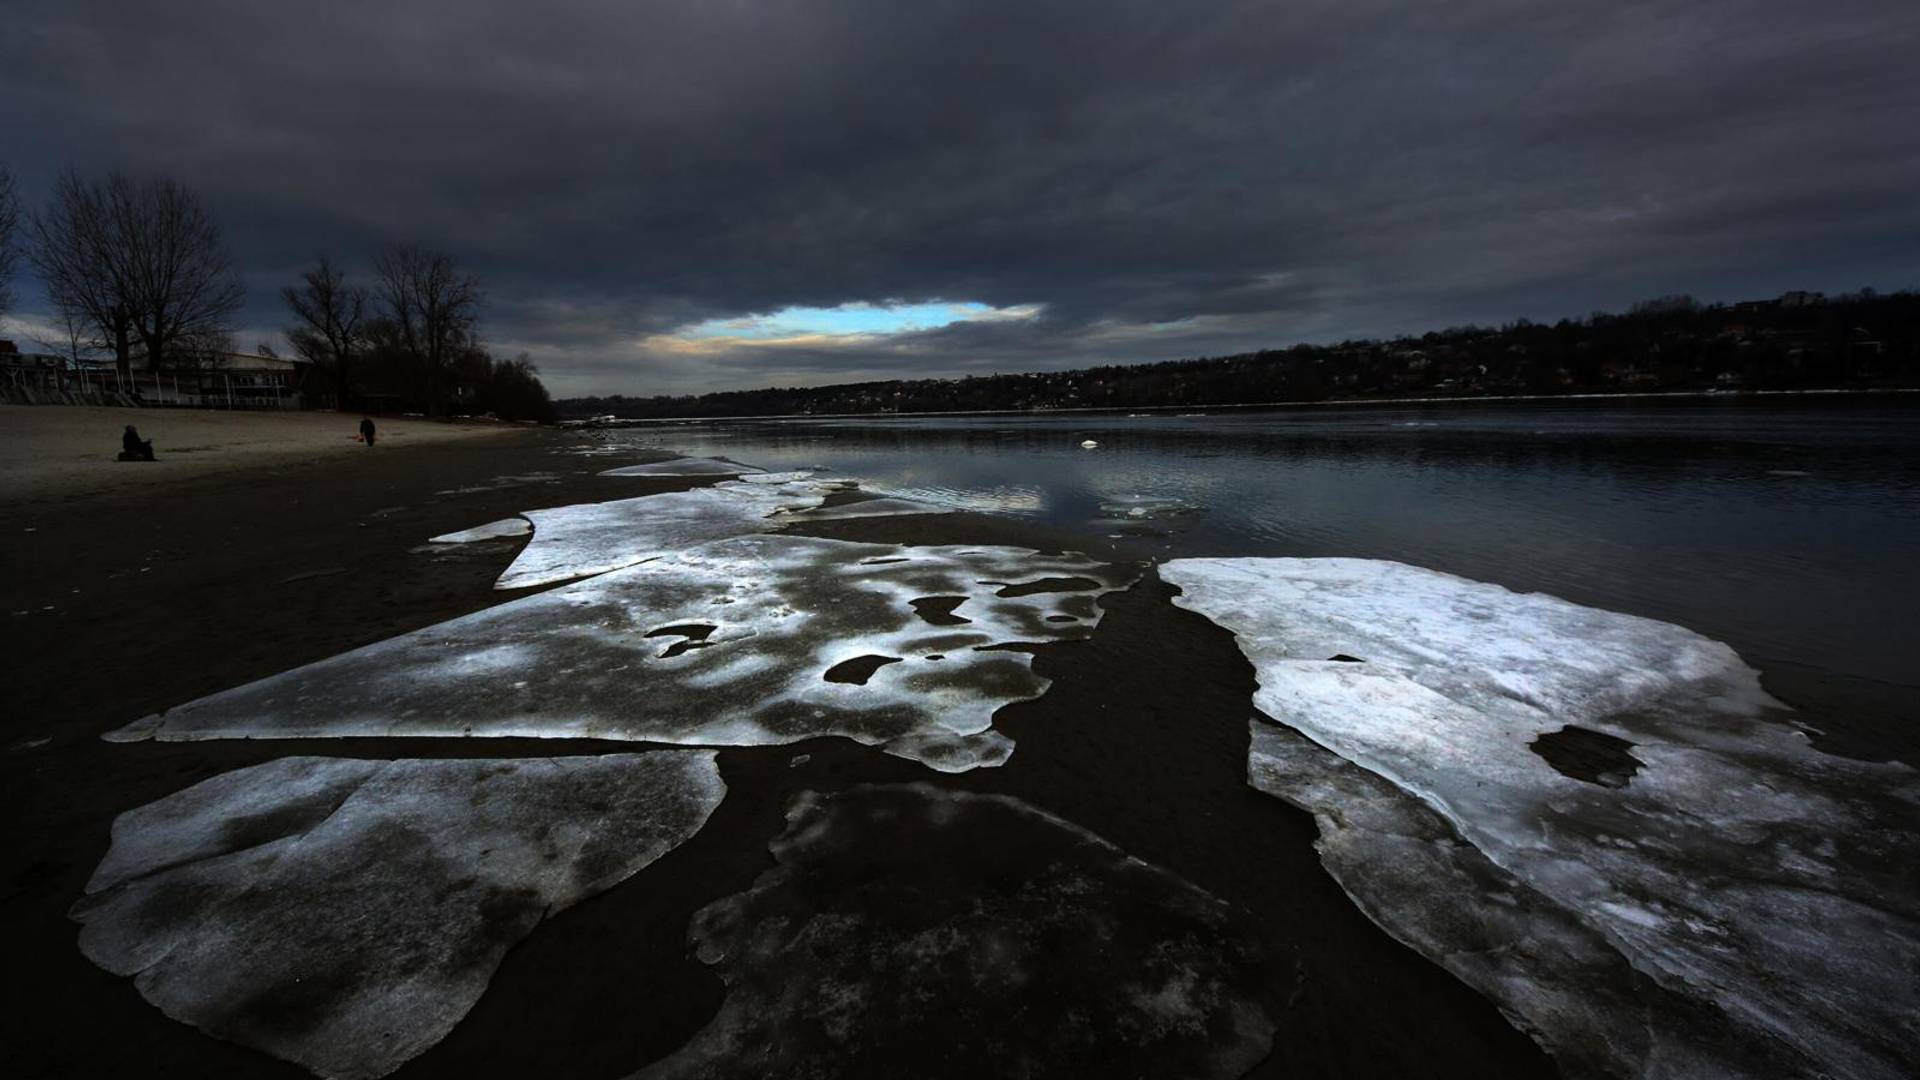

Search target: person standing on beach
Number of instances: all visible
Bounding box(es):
[359,417,376,446]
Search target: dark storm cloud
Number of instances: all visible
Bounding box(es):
[4,0,1917,394]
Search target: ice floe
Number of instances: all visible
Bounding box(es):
[598,456,764,478]
[1247,718,1773,1077]
[868,483,1045,515]
[112,535,1139,771]
[72,752,725,1080]
[495,478,836,590]
[1162,556,1920,1080]
[427,517,532,543]
[632,784,1280,1078]
[770,495,953,522]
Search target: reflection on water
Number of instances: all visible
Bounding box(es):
[587,399,1920,763]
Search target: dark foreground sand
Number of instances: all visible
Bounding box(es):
[0,426,1554,1078]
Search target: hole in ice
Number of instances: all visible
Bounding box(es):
[1328,654,1366,663]
[645,624,717,659]
[995,576,1101,598]
[1529,725,1643,789]
[1045,615,1078,623]
[859,557,911,565]
[823,655,903,685]
[924,654,945,661]
[909,596,972,626]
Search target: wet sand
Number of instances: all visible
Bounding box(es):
[0,426,1554,1078]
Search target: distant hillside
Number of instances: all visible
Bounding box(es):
[559,289,1919,419]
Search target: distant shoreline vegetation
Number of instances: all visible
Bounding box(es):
[559,289,1918,420]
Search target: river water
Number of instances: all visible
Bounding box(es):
[584,397,1920,765]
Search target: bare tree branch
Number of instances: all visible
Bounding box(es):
[374,243,481,415]
[31,170,136,374]
[0,163,19,321]
[284,254,367,410]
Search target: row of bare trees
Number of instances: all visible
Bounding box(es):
[283,246,479,415]
[0,164,552,420]
[284,248,552,420]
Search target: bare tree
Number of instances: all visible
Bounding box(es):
[31,170,243,378]
[374,243,480,415]
[116,173,245,372]
[284,255,367,410]
[0,163,19,320]
[32,171,135,375]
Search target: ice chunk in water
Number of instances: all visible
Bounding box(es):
[632,783,1281,1079]
[497,480,838,589]
[1096,494,1203,520]
[114,535,1140,772]
[427,517,531,543]
[597,456,763,477]
[771,495,954,522]
[1163,557,1920,1080]
[72,752,725,1080]
[1247,717,1779,1077]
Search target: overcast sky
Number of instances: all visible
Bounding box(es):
[4,1,1916,397]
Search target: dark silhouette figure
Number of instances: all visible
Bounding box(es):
[119,424,155,462]
[359,417,376,446]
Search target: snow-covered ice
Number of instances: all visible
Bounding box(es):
[112,535,1140,772]
[632,783,1280,1079]
[1163,556,1920,1080]
[427,517,532,543]
[72,752,725,1080]
[495,478,838,590]
[597,456,764,478]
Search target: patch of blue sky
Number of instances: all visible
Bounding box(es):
[680,301,1015,341]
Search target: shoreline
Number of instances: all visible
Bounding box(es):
[564,385,1920,425]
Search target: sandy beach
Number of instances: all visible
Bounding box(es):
[0,421,1553,1078]
[0,405,523,504]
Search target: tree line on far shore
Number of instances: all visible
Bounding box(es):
[0,162,554,421]
[561,290,1920,419]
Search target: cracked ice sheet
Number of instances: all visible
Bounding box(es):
[1162,557,1920,1080]
[113,535,1140,772]
[632,783,1281,1079]
[597,456,763,478]
[496,478,839,590]
[428,517,531,543]
[71,752,725,1080]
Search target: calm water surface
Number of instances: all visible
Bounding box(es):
[589,399,1920,763]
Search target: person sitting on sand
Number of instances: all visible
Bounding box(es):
[120,424,155,462]
[359,417,376,447]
